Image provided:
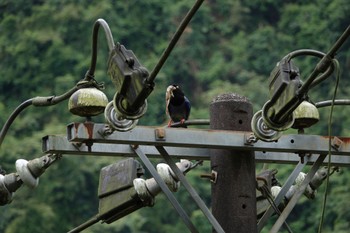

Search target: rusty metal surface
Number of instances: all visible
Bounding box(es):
[66,123,350,156]
[43,135,350,166]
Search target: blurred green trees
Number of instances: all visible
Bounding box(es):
[0,0,349,232]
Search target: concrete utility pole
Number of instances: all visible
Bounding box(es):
[210,93,257,233]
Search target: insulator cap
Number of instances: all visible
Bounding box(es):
[292,101,319,129]
[68,88,108,117]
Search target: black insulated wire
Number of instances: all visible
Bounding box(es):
[0,99,33,149]
[86,18,115,80]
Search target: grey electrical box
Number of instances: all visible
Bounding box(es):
[97,158,145,223]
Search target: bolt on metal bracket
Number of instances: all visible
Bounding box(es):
[200,170,218,183]
[331,136,343,151]
[155,128,166,141]
[245,132,258,145]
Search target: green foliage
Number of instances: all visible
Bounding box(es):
[0,0,349,232]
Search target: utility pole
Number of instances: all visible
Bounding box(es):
[210,93,257,233]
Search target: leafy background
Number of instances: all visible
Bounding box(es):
[0,0,349,232]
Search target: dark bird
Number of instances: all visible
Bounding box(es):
[166,84,191,127]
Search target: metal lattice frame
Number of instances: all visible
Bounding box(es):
[42,123,350,232]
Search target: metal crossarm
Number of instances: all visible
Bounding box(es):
[67,123,350,156]
[42,135,350,166]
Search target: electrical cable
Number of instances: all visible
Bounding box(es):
[86,18,115,80]
[147,0,205,83]
[315,99,350,108]
[299,25,349,96]
[31,85,80,106]
[68,215,101,233]
[317,59,340,233]
[268,25,349,126]
[0,81,95,151]
[262,50,336,128]
[283,49,335,89]
[0,99,33,149]
[1,20,113,148]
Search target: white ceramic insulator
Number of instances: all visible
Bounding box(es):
[271,186,282,198]
[133,178,151,201]
[156,163,179,192]
[294,172,315,199]
[176,160,191,173]
[271,185,296,201]
[15,159,39,189]
[295,172,306,187]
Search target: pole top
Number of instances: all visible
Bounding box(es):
[211,93,251,104]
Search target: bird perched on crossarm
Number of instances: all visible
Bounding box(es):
[166,84,191,127]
